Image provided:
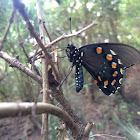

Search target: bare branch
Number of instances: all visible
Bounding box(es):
[0,50,86,139]
[0,102,79,136]
[43,22,52,42]
[12,0,60,84]
[46,21,98,48]
[81,122,93,140]
[28,21,98,60]
[0,51,42,84]
[51,88,85,139]
[91,133,128,140]
[35,0,51,139]
[12,0,51,58]
[0,7,16,51]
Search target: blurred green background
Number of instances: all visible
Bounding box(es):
[0,0,140,139]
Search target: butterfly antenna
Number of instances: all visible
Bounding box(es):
[60,65,73,87]
[69,17,72,42]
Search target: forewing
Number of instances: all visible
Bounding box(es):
[80,43,140,68]
[80,45,103,71]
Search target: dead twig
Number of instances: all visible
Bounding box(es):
[0,102,79,137]
[43,22,52,42]
[12,0,61,84]
[0,51,42,84]
[28,21,98,61]
[12,0,50,58]
[81,122,93,140]
[35,0,51,139]
[0,50,86,139]
[90,133,128,140]
[46,21,98,48]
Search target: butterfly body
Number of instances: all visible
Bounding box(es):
[66,43,140,95]
[66,43,84,92]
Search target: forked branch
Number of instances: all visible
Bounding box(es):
[0,51,42,84]
[28,21,98,61]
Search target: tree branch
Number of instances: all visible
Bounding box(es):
[28,21,98,61]
[81,122,93,140]
[35,0,50,139]
[0,102,79,137]
[51,88,85,139]
[46,21,98,48]
[0,51,42,84]
[43,22,52,42]
[12,0,50,58]
[0,50,86,139]
[12,0,60,84]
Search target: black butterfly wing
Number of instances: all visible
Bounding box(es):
[81,43,140,68]
[80,43,140,95]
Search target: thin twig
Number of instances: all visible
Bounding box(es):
[0,49,84,138]
[31,44,41,76]
[28,21,98,60]
[90,133,128,140]
[12,0,50,58]
[0,6,16,51]
[82,122,93,139]
[43,22,62,91]
[0,51,42,84]
[35,0,50,139]
[46,21,98,48]
[12,0,60,85]
[43,22,52,42]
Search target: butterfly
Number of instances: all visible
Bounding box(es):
[66,42,140,95]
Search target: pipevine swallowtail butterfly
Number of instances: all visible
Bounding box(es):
[66,43,140,95]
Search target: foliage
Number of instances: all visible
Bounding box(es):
[0,0,140,139]
[113,113,140,140]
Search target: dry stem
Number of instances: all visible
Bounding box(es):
[0,102,78,135]
[35,0,50,139]
[28,21,98,60]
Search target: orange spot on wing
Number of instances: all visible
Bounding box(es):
[96,47,102,54]
[104,80,108,86]
[106,54,113,61]
[111,79,116,85]
[112,62,117,69]
[98,76,102,81]
[94,80,98,84]
[113,71,117,77]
